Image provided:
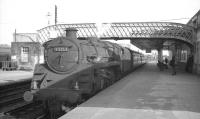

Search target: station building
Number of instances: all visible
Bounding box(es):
[11,33,43,70]
[187,10,200,74]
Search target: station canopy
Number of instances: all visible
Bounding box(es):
[37,22,194,49]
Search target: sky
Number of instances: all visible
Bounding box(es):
[0,0,200,45]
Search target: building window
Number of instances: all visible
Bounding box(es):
[21,47,29,62]
[22,47,29,53]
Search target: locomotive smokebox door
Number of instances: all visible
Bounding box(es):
[45,28,80,74]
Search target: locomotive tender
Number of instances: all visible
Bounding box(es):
[24,28,145,113]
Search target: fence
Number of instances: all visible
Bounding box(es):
[1,61,18,70]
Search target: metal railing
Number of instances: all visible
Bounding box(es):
[37,22,194,45]
[1,61,18,71]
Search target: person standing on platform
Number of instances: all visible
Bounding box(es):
[170,56,176,75]
[185,54,194,73]
[164,57,168,69]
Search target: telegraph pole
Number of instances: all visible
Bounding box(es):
[55,5,57,25]
[14,29,16,42]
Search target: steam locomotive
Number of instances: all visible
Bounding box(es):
[23,28,146,116]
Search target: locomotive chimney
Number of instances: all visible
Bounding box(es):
[65,28,78,39]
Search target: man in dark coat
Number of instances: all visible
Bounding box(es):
[164,57,168,69]
[170,56,176,75]
[185,54,193,73]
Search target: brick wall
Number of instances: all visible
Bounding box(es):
[11,42,42,70]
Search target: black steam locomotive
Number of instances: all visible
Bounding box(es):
[23,28,146,116]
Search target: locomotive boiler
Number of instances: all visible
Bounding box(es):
[23,28,145,117]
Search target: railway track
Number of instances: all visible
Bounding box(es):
[2,101,46,119]
[2,100,78,119]
[0,79,76,119]
[0,79,31,112]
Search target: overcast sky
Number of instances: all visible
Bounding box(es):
[0,0,200,45]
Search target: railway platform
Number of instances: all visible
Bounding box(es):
[0,70,32,85]
[0,70,33,113]
[59,61,200,119]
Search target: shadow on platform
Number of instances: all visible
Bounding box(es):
[79,62,200,116]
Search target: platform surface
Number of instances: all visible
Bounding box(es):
[60,62,200,119]
[0,70,32,84]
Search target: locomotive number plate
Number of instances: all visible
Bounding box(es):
[54,47,68,52]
